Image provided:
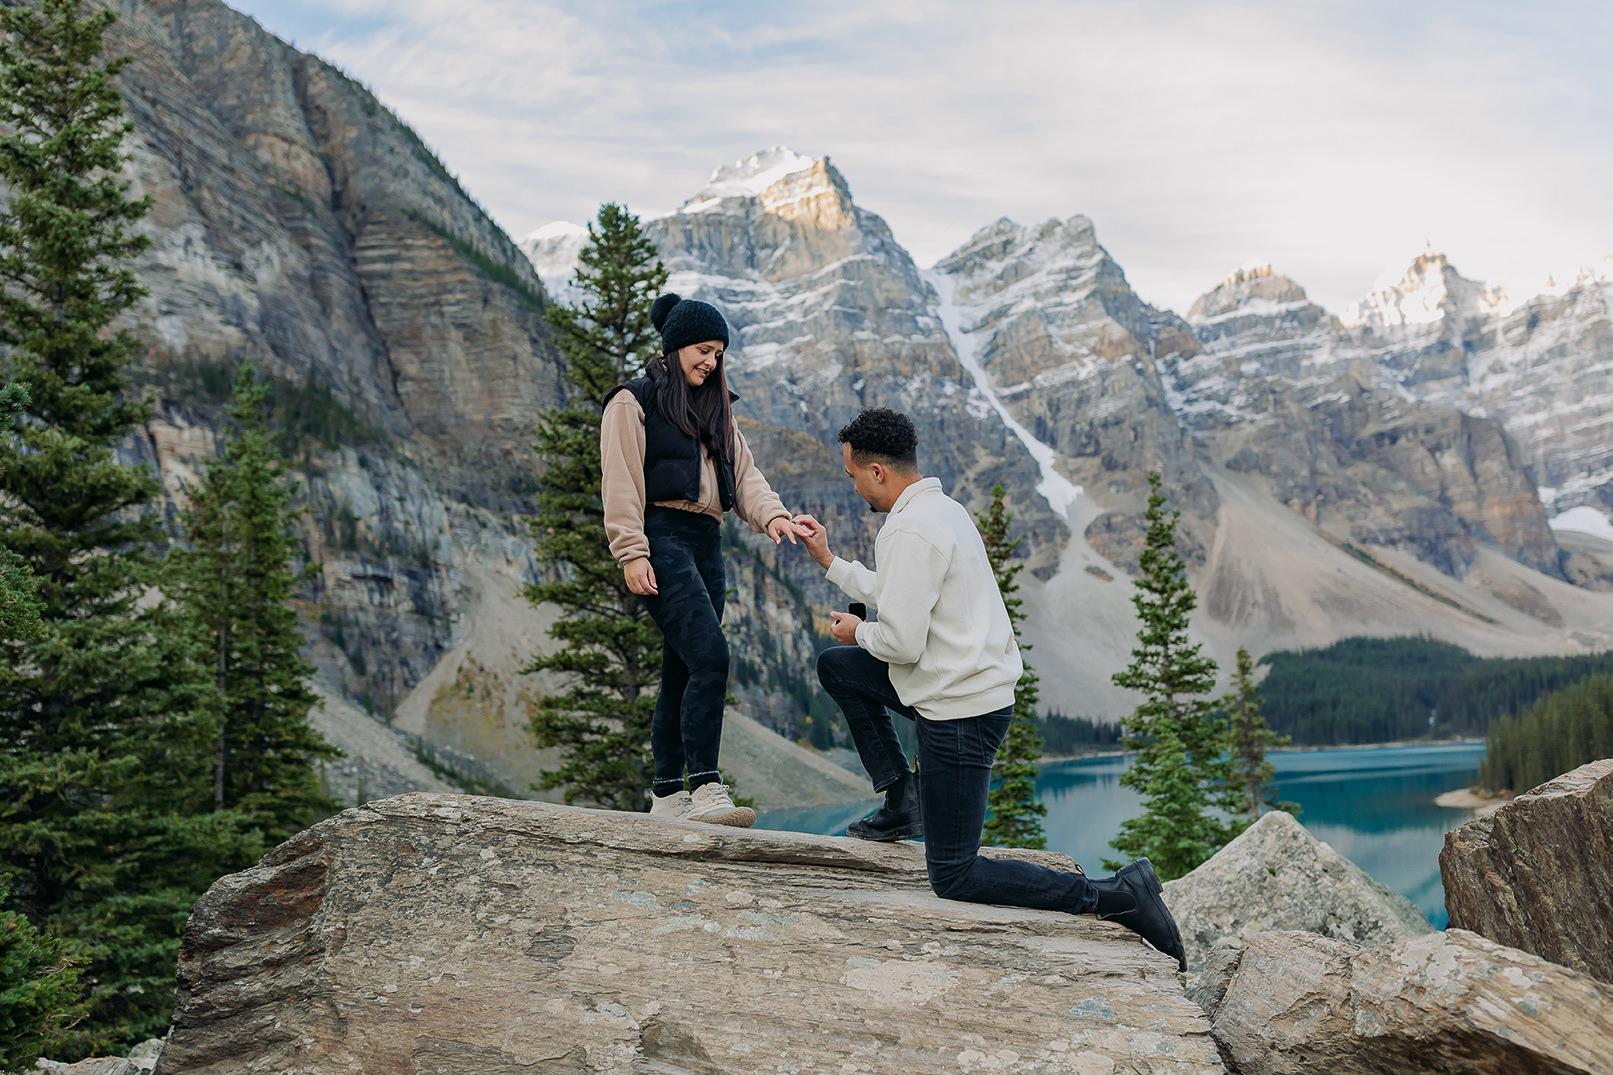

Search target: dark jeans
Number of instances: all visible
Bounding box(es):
[642,506,729,796]
[817,645,1097,913]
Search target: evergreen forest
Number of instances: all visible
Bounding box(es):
[1257,636,1613,745]
[1478,674,1613,794]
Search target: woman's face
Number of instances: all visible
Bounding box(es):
[677,340,724,388]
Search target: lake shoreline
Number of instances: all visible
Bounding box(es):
[1434,788,1510,816]
[1039,735,1485,765]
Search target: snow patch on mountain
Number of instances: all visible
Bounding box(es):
[688,147,817,208]
[518,221,589,304]
[924,268,1082,519]
[1550,506,1613,543]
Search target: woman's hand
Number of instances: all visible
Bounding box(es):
[624,557,658,596]
[767,515,806,546]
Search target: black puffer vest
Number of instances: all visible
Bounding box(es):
[605,369,738,511]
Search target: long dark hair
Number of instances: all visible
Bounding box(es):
[649,350,735,463]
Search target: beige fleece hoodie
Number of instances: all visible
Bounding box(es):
[600,391,791,565]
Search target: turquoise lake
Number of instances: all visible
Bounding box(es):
[757,741,1489,928]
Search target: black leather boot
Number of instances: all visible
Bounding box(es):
[847,768,922,841]
[1085,858,1187,972]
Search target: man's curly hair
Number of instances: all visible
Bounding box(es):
[837,407,918,470]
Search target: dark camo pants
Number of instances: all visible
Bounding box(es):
[642,505,728,796]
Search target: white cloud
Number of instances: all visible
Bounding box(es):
[242,0,1613,315]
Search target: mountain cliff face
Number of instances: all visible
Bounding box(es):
[108,0,562,724]
[1345,253,1613,516]
[1165,264,1560,579]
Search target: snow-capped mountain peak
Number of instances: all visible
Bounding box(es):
[694,147,817,201]
[517,220,590,303]
[1188,263,1312,323]
[1342,248,1488,330]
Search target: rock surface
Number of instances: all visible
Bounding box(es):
[1162,811,1431,972]
[1440,757,1613,983]
[1192,928,1613,1075]
[154,794,1224,1074]
[33,1039,163,1075]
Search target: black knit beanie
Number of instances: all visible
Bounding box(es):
[650,293,730,353]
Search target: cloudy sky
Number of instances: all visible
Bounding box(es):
[233,0,1611,315]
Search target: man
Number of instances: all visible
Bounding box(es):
[792,407,1186,971]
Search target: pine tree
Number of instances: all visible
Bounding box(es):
[524,204,668,810]
[0,873,84,1070]
[169,364,340,837]
[0,2,260,1053]
[1222,645,1294,820]
[0,384,43,643]
[1106,472,1241,879]
[976,485,1047,848]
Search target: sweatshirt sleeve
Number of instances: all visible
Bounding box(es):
[730,424,791,533]
[852,532,949,667]
[600,392,651,565]
[825,556,879,607]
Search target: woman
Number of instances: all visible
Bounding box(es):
[600,293,805,825]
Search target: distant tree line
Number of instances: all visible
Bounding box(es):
[1258,636,1613,745]
[1478,675,1613,794]
[1035,711,1123,754]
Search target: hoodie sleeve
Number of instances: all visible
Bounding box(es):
[600,392,651,565]
[852,531,949,667]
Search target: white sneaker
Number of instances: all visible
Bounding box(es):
[650,789,693,820]
[686,783,756,827]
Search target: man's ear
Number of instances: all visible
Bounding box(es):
[870,462,886,484]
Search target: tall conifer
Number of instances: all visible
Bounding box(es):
[1106,472,1241,878]
[170,364,339,836]
[0,1,258,1052]
[525,205,668,810]
[976,484,1047,848]
[1222,645,1293,820]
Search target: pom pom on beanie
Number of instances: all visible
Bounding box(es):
[651,292,730,353]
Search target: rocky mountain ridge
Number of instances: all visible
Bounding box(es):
[532,148,1613,717]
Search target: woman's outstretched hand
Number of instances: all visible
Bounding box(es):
[624,557,658,596]
[767,515,807,546]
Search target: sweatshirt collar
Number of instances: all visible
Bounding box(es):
[890,476,943,515]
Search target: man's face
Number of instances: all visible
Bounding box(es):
[843,443,888,513]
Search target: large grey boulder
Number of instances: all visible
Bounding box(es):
[154,794,1224,1075]
[1441,758,1613,983]
[1193,928,1613,1074]
[1162,811,1432,972]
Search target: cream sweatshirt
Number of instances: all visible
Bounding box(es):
[600,391,791,565]
[825,477,1022,721]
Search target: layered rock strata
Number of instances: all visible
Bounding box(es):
[1440,757,1613,983]
[1167,264,1560,579]
[1192,928,1613,1075]
[106,0,563,717]
[155,794,1224,1075]
[1348,253,1613,515]
[931,216,1217,569]
[1162,810,1431,972]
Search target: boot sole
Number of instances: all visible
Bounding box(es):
[846,823,923,842]
[689,808,756,827]
[1128,858,1187,972]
